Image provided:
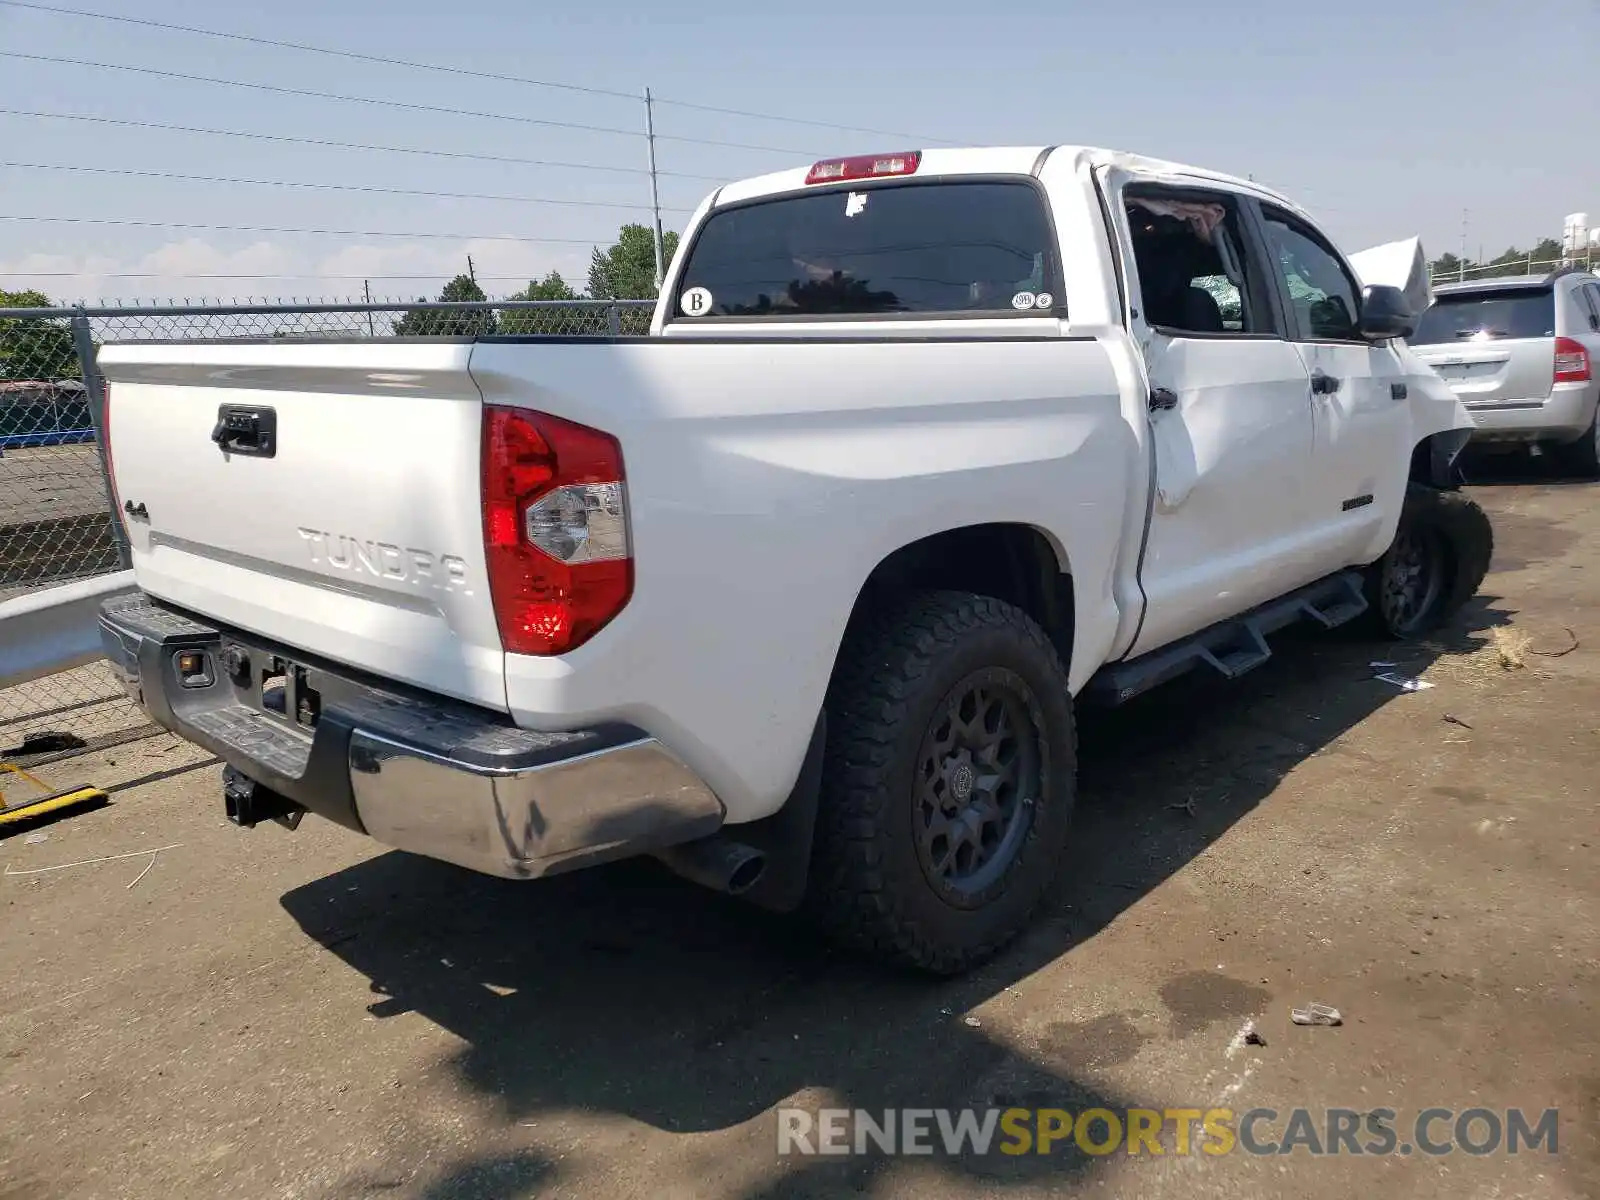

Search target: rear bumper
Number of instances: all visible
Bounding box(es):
[97,592,724,879]
[1460,381,1598,443]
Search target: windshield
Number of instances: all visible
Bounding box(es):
[673,181,1058,318]
[1410,288,1555,344]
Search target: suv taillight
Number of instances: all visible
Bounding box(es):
[1555,336,1591,384]
[481,405,631,656]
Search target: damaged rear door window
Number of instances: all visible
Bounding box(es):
[675,181,1059,318]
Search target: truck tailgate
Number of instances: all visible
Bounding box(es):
[98,341,506,711]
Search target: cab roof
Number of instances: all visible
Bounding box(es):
[709,145,1310,220]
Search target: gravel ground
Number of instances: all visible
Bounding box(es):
[0,468,1595,1200]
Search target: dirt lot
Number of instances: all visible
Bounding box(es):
[0,469,1595,1200]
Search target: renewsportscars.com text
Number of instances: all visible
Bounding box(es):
[776,1106,1560,1158]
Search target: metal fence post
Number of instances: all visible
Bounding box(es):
[607,303,622,336]
[70,307,130,569]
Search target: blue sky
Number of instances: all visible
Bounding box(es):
[1,0,1596,302]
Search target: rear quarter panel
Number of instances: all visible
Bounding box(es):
[469,336,1136,823]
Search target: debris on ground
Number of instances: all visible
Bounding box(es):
[1374,672,1434,692]
[3,843,182,881]
[1492,627,1532,671]
[1167,797,1198,817]
[1529,627,1580,658]
[0,732,88,759]
[0,764,109,833]
[1290,1003,1343,1027]
[1245,1030,1267,1047]
[1443,714,1474,730]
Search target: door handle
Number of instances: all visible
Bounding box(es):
[1310,370,1342,395]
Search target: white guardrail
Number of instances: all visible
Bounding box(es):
[0,571,135,690]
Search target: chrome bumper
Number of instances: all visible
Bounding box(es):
[99,592,725,879]
[348,730,724,879]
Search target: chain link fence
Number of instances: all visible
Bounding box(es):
[0,298,653,776]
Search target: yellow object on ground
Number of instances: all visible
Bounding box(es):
[0,764,107,830]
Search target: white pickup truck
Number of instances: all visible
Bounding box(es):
[97,145,1492,974]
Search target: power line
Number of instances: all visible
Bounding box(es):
[0,52,644,139]
[0,160,694,212]
[0,272,589,281]
[0,0,955,145]
[1,216,606,244]
[0,52,828,156]
[0,1,640,99]
[0,108,725,182]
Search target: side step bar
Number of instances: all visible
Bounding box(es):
[1085,570,1368,707]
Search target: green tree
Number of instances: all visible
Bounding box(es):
[586,224,679,301]
[1530,238,1563,270]
[518,271,578,302]
[0,289,80,381]
[1430,236,1569,284]
[391,273,499,337]
[500,271,595,335]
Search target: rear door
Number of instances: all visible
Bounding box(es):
[1407,285,1558,407]
[1256,202,1412,567]
[99,340,507,711]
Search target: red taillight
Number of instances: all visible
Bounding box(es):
[1555,336,1591,384]
[481,406,631,657]
[805,151,921,185]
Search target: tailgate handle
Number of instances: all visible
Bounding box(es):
[212,405,277,458]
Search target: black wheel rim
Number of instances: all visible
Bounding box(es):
[913,668,1043,906]
[1380,525,1446,635]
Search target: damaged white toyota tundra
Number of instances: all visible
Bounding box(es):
[97,146,1491,974]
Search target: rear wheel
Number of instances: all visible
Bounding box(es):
[807,591,1076,975]
[1557,406,1600,478]
[1364,483,1494,639]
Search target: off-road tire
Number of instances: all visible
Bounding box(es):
[805,590,1076,975]
[1363,483,1494,639]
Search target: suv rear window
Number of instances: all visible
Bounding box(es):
[1410,288,1556,344]
[674,181,1057,318]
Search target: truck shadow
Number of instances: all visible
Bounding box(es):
[280,599,1509,1197]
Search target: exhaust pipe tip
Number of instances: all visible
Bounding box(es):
[654,834,767,897]
[724,848,766,896]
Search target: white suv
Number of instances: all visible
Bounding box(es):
[1409,269,1600,474]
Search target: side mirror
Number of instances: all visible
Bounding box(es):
[1358,284,1416,341]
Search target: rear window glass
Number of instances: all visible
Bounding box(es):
[674,181,1057,318]
[1410,289,1555,344]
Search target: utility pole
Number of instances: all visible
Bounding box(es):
[363,279,375,337]
[644,87,666,291]
[1459,209,1468,281]
[466,255,477,284]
